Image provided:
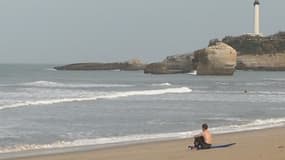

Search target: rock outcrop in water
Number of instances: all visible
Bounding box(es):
[144,54,193,74]
[54,59,145,71]
[192,42,237,75]
[221,32,285,70]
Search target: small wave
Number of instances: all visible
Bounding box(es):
[244,82,268,86]
[252,91,285,95]
[264,78,285,82]
[45,68,57,71]
[0,117,284,154]
[215,82,229,85]
[203,117,247,122]
[194,90,285,95]
[211,118,285,134]
[22,81,59,87]
[21,81,134,88]
[151,83,172,86]
[0,87,192,110]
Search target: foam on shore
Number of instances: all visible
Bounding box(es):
[0,117,284,154]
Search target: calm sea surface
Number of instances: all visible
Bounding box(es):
[0,64,284,154]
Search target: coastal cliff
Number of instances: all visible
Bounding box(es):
[221,32,285,70]
[237,53,285,70]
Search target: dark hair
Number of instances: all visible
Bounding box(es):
[202,123,208,130]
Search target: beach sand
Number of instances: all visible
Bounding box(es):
[4,127,285,160]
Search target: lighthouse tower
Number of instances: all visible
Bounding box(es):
[253,0,261,35]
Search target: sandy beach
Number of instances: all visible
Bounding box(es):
[3,127,284,160]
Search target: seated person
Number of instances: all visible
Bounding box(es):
[190,123,212,150]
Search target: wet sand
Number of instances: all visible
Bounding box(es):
[4,127,285,160]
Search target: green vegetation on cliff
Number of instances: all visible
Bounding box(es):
[221,32,285,55]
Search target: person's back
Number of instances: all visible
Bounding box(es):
[202,128,212,145]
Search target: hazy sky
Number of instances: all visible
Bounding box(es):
[0,0,284,64]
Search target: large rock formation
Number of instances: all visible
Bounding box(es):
[144,54,193,74]
[193,42,237,75]
[144,42,237,75]
[54,59,145,71]
[162,54,193,72]
[222,32,285,70]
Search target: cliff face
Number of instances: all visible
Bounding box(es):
[193,42,237,75]
[237,53,285,70]
[221,32,285,70]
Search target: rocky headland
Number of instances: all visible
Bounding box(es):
[55,32,285,75]
[144,32,285,75]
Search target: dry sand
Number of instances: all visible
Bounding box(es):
[4,127,285,160]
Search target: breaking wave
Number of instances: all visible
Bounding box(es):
[20,81,134,88]
[0,87,192,110]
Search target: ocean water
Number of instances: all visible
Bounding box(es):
[0,64,285,154]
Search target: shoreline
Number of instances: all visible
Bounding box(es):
[1,117,285,157]
[2,126,285,160]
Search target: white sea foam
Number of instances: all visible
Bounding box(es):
[0,131,199,154]
[205,117,247,122]
[0,87,192,110]
[45,68,57,71]
[21,81,134,88]
[187,70,197,75]
[151,83,172,86]
[0,117,284,154]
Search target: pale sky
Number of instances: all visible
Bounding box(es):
[0,0,284,64]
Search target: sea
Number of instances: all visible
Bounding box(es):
[0,64,285,156]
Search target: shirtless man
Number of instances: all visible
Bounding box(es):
[190,123,212,150]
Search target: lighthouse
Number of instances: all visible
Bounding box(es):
[253,0,260,35]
